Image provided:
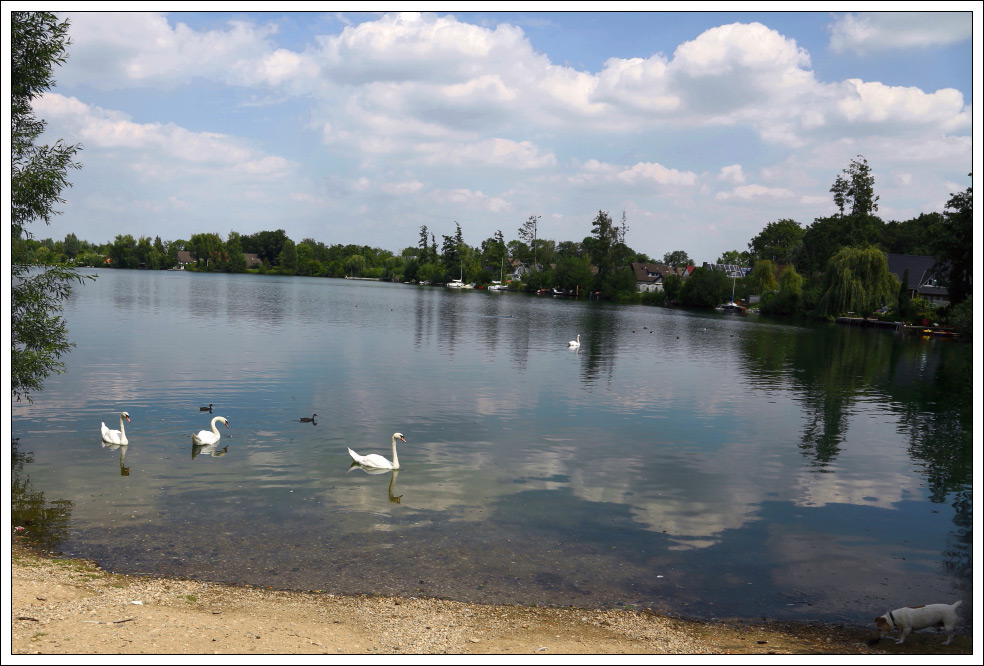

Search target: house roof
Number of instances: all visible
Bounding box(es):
[630,262,684,283]
[887,254,948,296]
[176,250,194,264]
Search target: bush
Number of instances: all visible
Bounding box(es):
[946,297,972,334]
[641,289,667,306]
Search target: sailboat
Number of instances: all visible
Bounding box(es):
[446,261,473,288]
[717,269,746,313]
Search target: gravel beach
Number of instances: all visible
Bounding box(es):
[9,542,976,657]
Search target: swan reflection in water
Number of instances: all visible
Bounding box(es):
[101,441,130,476]
[348,464,403,504]
[192,441,229,460]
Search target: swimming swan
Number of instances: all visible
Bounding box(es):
[192,416,229,445]
[348,432,406,469]
[568,334,581,348]
[101,411,130,445]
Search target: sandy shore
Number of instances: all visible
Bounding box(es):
[9,541,976,656]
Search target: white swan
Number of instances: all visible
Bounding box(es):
[568,334,581,348]
[101,412,130,445]
[192,415,229,445]
[348,432,406,469]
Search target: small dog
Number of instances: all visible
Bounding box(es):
[874,600,962,645]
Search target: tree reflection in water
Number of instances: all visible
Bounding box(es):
[11,439,75,552]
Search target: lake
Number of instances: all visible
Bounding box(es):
[10,268,974,626]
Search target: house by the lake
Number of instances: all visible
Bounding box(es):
[630,262,688,292]
[887,254,949,306]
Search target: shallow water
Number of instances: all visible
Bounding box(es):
[11,268,973,624]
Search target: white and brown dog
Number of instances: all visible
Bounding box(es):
[874,600,962,645]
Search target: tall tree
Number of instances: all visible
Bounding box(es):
[842,155,882,247]
[589,210,617,280]
[279,238,298,274]
[748,218,804,265]
[932,178,972,306]
[746,260,778,294]
[188,232,224,269]
[843,155,879,220]
[480,230,507,279]
[680,267,730,308]
[518,214,540,267]
[829,175,849,217]
[418,225,431,264]
[662,250,692,268]
[441,226,462,278]
[62,232,79,259]
[801,156,883,276]
[225,231,247,273]
[242,229,288,265]
[11,12,93,401]
[817,246,899,317]
[880,212,940,255]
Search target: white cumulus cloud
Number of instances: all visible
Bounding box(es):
[828,12,972,54]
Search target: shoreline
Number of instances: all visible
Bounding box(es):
[9,541,975,657]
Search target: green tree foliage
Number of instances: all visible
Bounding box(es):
[843,155,879,220]
[880,212,941,255]
[800,156,885,276]
[760,266,804,316]
[589,210,619,283]
[188,232,225,269]
[344,254,366,277]
[62,232,79,259]
[278,238,298,274]
[554,255,594,293]
[417,225,433,264]
[679,267,730,308]
[556,240,584,259]
[798,215,846,276]
[748,218,803,264]
[829,174,849,217]
[746,260,778,294]
[896,267,914,322]
[662,273,683,302]
[11,11,93,402]
[778,265,804,296]
[518,214,540,267]
[932,178,972,306]
[224,231,247,273]
[441,223,464,280]
[817,247,900,317]
[242,229,289,265]
[716,249,752,266]
[662,250,693,267]
[480,230,508,279]
[107,234,136,268]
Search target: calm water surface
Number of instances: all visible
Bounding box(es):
[11,269,974,625]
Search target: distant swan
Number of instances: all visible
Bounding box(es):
[192,416,229,446]
[348,432,406,469]
[568,334,581,348]
[101,411,130,445]
[300,414,318,422]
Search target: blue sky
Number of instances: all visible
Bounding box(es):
[14,8,977,263]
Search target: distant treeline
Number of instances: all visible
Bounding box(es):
[15,157,971,326]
